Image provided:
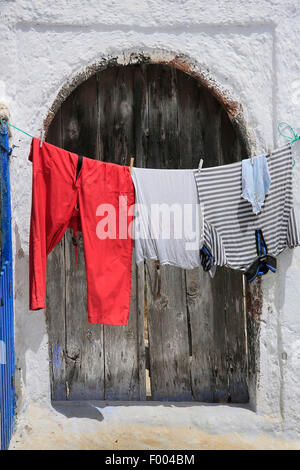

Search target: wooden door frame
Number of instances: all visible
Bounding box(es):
[43,48,261,407]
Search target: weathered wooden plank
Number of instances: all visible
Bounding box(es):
[146,261,192,400]
[187,266,248,403]
[46,238,66,400]
[104,250,145,400]
[210,267,248,402]
[97,66,135,165]
[45,108,67,400]
[64,230,105,400]
[223,268,249,402]
[132,64,148,167]
[210,267,231,402]
[208,105,248,402]
[145,66,192,400]
[176,71,205,169]
[146,65,179,169]
[133,64,148,398]
[198,89,223,167]
[177,66,248,403]
[220,110,249,165]
[97,66,145,399]
[136,262,146,400]
[185,267,215,402]
[46,105,62,146]
[176,70,218,401]
[60,77,105,400]
[202,105,226,401]
[61,75,99,158]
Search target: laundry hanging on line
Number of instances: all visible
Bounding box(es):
[21,126,300,324]
[241,153,271,215]
[194,144,300,281]
[131,167,204,270]
[28,137,135,325]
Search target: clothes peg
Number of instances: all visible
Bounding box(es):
[198,159,204,172]
[129,157,134,175]
[10,145,18,158]
[40,129,44,148]
[278,121,300,144]
[155,260,161,298]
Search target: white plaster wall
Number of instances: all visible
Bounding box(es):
[0,0,300,440]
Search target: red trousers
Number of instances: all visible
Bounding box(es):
[29,138,134,325]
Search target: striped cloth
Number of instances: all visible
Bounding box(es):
[194,144,300,272]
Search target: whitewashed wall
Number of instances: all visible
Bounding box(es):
[0,0,300,438]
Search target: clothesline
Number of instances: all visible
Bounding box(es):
[0,119,135,170]
[2,114,300,326]
[1,118,300,162]
[27,138,300,325]
[0,119,34,138]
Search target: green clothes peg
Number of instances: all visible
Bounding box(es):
[278,122,300,167]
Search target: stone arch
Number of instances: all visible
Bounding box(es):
[44,49,259,404]
[44,49,254,152]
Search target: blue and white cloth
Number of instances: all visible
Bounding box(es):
[242,154,271,214]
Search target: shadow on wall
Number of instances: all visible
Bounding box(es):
[51,400,251,422]
[52,402,105,421]
[273,248,294,315]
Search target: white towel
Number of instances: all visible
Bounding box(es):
[131,168,203,269]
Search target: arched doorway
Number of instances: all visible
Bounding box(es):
[46,63,249,402]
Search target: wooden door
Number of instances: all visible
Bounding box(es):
[46,64,249,402]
